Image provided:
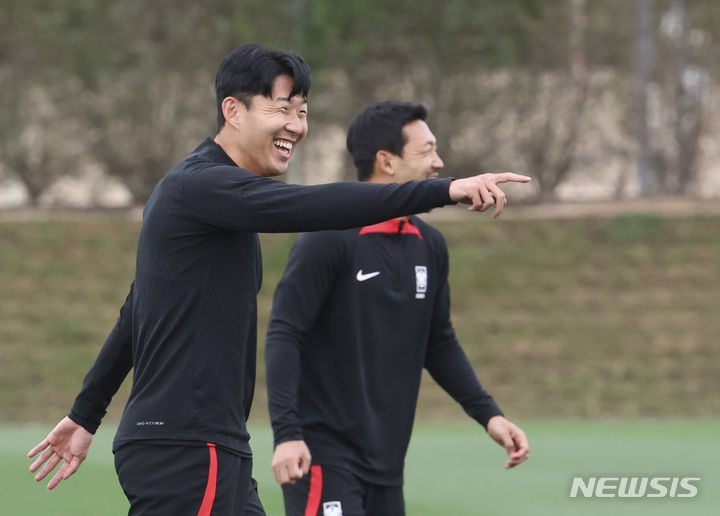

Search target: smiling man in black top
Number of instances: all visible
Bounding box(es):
[266,101,529,516]
[27,45,530,515]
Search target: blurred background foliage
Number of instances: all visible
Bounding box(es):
[1,1,719,424]
[2,0,720,205]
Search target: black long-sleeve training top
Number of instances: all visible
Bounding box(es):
[266,216,502,485]
[67,138,457,457]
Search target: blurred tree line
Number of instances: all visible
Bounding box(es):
[1,0,719,205]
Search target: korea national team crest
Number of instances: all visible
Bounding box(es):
[323,501,343,516]
[414,265,427,299]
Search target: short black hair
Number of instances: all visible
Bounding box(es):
[215,43,311,131]
[346,101,429,181]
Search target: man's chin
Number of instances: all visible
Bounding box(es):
[263,163,289,177]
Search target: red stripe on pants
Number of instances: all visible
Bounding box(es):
[197,443,218,516]
[304,465,323,516]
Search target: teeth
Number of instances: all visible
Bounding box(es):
[274,140,293,151]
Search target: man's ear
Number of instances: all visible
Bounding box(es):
[375,150,396,177]
[221,97,247,130]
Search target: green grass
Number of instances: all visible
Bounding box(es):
[1,212,719,422]
[5,420,718,515]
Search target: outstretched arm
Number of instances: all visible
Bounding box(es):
[184,164,531,232]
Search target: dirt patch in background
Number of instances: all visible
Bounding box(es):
[423,196,720,223]
[1,196,719,224]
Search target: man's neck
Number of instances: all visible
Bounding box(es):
[214,129,262,175]
[365,173,394,185]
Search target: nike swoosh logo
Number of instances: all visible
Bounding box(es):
[356,270,380,282]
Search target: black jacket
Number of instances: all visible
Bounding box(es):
[67,138,456,457]
[266,216,502,484]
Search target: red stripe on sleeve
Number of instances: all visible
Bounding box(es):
[304,465,323,516]
[197,443,218,516]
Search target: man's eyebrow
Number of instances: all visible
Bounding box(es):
[276,96,308,104]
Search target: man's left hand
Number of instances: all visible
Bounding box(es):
[486,415,529,469]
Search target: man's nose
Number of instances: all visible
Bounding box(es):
[286,112,305,134]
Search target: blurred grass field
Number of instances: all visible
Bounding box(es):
[2,211,718,422]
[1,210,718,514]
[5,420,718,516]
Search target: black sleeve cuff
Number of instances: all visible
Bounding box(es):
[68,409,101,435]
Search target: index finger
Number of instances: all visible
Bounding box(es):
[509,444,530,465]
[28,439,50,458]
[493,173,532,184]
[513,435,529,456]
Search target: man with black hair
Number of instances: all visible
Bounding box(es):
[28,45,530,515]
[267,101,529,516]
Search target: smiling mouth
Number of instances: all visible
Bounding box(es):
[273,139,294,158]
